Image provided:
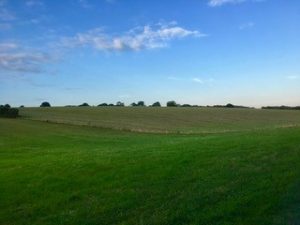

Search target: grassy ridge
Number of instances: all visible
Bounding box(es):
[1,118,300,225]
[20,107,300,133]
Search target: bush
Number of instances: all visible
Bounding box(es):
[152,102,161,107]
[116,101,125,107]
[98,103,108,107]
[137,101,145,106]
[0,105,19,118]
[0,106,8,115]
[167,101,177,107]
[7,108,19,118]
[40,102,51,107]
[226,103,234,108]
[79,103,89,107]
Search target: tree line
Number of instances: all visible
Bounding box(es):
[40,100,198,107]
[0,104,19,118]
[38,101,299,109]
[1,101,299,120]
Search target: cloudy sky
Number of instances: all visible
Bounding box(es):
[0,0,299,107]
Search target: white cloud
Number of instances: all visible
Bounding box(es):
[61,23,205,52]
[208,0,245,6]
[0,0,15,21]
[105,0,115,3]
[0,52,50,73]
[0,8,15,21]
[0,42,17,51]
[192,78,204,84]
[78,0,92,8]
[286,75,299,80]
[0,22,11,30]
[25,0,44,7]
[168,76,213,84]
[239,22,255,30]
[208,0,263,7]
[0,42,52,73]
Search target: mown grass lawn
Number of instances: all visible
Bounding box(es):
[1,115,300,225]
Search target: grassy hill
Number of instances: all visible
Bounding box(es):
[1,108,300,225]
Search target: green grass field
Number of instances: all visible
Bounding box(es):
[1,107,300,225]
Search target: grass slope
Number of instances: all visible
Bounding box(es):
[20,107,300,133]
[1,117,300,225]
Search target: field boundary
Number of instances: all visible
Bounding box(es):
[20,116,300,135]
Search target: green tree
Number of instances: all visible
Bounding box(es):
[40,102,51,107]
[167,101,177,107]
[137,101,145,106]
[152,102,161,107]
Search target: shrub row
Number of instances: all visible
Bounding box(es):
[0,105,19,118]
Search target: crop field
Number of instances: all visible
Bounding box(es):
[1,107,300,225]
[19,107,300,133]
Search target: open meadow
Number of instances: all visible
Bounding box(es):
[1,107,300,225]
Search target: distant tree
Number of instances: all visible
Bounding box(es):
[167,101,177,107]
[20,105,24,108]
[137,101,145,107]
[0,105,8,115]
[108,104,114,106]
[4,104,11,108]
[131,102,138,107]
[0,105,19,118]
[40,102,51,107]
[7,108,19,118]
[181,104,191,107]
[116,101,125,107]
[262,105,300,110]
[79,103,89,107]
[226,103,234,108]
[152,102,161,107]
[98,103,108,107]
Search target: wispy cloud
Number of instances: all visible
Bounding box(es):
[0,8,15,21]
[25,0,44,7]
[61,22,205,52]
[0,42,18,51]
[0,42,53,73]
[208,0,245,7]
[239,22,255,30]
[78,0,92,9]
[0,22,11,30]
[192,78,204,84]
[0,0,15,21]
[105,0,116,3]
[0,52,51,73]
[168,76,214,84]
[286,75,299,80]
[208,0,263,7]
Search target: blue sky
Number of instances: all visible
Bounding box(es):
[0,0,299,107]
